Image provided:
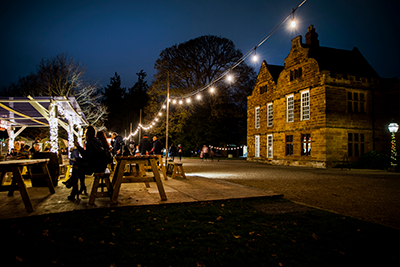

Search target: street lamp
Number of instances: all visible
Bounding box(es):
[388,122,398,168]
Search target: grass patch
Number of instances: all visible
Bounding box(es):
[1,198,399,266]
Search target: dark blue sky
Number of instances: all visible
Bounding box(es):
[1,0,399,90]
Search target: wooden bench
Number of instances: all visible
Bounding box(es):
[168,162,186,179]
[89,172,113,205]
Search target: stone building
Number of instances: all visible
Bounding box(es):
[247,25,399,168]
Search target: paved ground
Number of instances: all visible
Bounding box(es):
[182,158,400,229]
[1,158,399,230]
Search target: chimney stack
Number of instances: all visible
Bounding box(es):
[305,25,319,46]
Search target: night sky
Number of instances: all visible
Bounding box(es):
[1,0,399,90]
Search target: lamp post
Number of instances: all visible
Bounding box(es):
[388,122,399,169]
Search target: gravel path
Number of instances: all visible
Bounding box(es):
[180,159,400,229]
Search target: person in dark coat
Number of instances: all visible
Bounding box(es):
[139,135,152,155]
[111,132,124,156]
[169,143,177,161]
[151,136,164,155]
[65,125,108,200]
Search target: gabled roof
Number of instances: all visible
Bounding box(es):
[261,61,284,83]
[305,45,380,79]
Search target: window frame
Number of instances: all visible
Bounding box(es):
[301,90,310,121]
[301,134,311,156]
[286,95,294,123]
[285,135,294,156]
[267,103,273,127]
[255,135,260,158]
[255,106,260,129]
[267,134,273,158]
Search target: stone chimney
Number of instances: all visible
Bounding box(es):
[305,25,319,46]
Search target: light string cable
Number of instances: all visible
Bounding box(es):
[133,0,307,134]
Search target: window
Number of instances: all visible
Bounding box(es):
[255,135,260,158]
[347,91,366,113]
[285,135,293,156]
[301,134,311,156]
[290,67,303,81]
[260,85,267,94]
[348,133,365,157]
[267,103,273,127]
[267,134,273,158]
[301,90,310,120]
[255,107,260,129]
[287,95,294,123]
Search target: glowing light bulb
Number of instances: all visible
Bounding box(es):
[197,94,201,100]
[252,54,258,62]
[179,100,183,104]
[210,86,215,93]
[172,99,177,104]
[159,112,162,116]
[186,98,191,103]
[227,75,233,82]
[291,19,296,28]
[162,105,166,109]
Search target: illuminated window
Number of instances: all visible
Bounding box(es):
[285,135,293,156]
[301,90,310,120]
[255,135,260,158]
[255,107,260,129]
[267,103,273,127]
[301,134,311,156]
[267,134,273,158]
[348,133,365,157]
[287,95,294,123]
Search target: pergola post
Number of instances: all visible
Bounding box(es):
[49,100,58,153]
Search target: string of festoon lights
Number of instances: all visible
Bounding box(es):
[124,0,307,141]
[209,145,244,151]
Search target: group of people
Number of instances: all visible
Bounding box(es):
[168,143,183,162]
[63,129,173,201]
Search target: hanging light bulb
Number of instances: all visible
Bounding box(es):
[186,98,191,103]
[210,86,215,93]
[162,105,166,109]
[197,94,201,100]
[172,99,177,104]
[158,112,162,116]
[291,9,296,28]
[252,47,258,62]
[227,74,233,82]
[179,100,183,104]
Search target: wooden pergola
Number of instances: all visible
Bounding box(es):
[0,96,88,153]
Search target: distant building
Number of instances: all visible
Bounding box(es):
[247,25,400,168]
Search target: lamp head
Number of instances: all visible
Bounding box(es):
[388,122,399,133]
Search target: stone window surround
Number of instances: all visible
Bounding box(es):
[267,102,273,127]
[255,106,260,129]
[301,89,310,121]
[286,94,294,123]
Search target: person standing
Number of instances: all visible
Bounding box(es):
[111,132,124,156]
[151,136,164,155]
[139,135,152,155]
[177,144,183,162]
[202,145,209,161]
[169,143,177,161]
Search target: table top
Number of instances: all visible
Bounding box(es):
[116,155,161,160]
[0,159,50,166]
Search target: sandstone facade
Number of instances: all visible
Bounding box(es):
[247,25,399,168]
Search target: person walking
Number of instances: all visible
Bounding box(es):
[202,145,209,161]
[139,135,152,155]
[151,136,164,155]
[177,144,183,162]
[169,143,177,161]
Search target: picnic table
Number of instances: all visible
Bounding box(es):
[111,155,167,204]
[0,159,55,212]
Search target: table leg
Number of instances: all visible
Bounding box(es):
[41,164,55,194]
[150,159,167,201]
[12,166,34,212]
[111,160,126,204]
